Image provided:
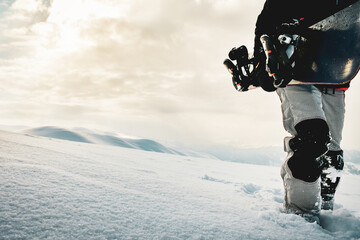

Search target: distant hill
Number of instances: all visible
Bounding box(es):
[21,126,214,159]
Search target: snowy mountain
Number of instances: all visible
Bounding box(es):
[1,130,360,239]
[21,126,214,159]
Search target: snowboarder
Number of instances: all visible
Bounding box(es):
[253,0,358,222]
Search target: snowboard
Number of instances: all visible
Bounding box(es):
[224,0,360,92]
[291,0,360,85]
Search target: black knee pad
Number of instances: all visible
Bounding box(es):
[288,152,325,182]
[289,119,331,159]
[288,119,331,182]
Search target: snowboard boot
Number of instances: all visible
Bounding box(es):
[320,150,344,210]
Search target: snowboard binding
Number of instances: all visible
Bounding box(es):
[260,33,302,88]
[223,46,255,92]
[224,26,305,92]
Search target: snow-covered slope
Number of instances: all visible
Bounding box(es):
[21,126,213,159]
[1,130,360,239]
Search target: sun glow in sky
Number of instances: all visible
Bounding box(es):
[0,0,359,150]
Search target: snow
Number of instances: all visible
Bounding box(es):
[1,130,360,239]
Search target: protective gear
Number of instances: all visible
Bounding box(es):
[287,153,325,183]
[289,119,330,157]
[320,150,344,210]
[287,119,330,182]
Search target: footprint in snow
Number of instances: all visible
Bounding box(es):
[201,174,232,184]
[237,183,262,195]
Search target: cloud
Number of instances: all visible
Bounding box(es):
[0,0,296,148]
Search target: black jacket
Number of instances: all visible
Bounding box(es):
[254,0,358,89]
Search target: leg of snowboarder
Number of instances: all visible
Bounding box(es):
[277,85,328,221]
[277,85,346,221]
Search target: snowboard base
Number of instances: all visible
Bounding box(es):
[292,0,360,85]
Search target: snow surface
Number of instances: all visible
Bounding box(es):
[1,130,360,240]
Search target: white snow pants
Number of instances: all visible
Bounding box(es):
[276,85,345,215]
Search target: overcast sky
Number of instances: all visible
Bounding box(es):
[0,0,359,150]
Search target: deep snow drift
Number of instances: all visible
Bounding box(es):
[1,130,360,239]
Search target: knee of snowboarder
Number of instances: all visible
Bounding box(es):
[287,119,331,182]
[289,119,331,159]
